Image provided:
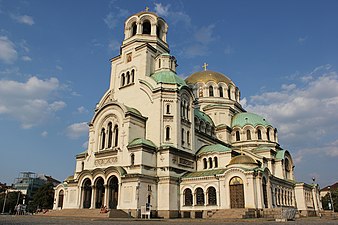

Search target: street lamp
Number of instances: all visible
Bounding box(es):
[328,186,334,212]
[1,190,8,214]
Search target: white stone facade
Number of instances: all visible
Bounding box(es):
[53,10,322,218]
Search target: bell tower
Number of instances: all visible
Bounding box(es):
[109,9,170,96]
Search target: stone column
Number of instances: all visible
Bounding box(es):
[90,185,95,209]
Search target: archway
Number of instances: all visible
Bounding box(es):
[229,176,245,208]
[83,178,92,208]
[262,177,268,208]
[58,190,64,208]
[95,177,105,208]
[108,176,119,209]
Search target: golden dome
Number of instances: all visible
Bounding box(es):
[185,70,234,85]
[228,155,257,166]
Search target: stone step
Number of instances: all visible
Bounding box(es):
[37,209,109,218]
[209,209,256,219]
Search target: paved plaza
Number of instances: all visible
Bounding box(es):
[0,216,338,225]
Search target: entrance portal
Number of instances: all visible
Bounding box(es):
[108,176,118,209]
[229,176,245,208]
[95,177,105,208]
[83,179,92,208]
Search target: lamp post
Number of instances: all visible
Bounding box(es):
[328,186,334,212]
[1,190,8,214]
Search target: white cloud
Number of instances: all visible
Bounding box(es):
[246,65,338,162]
[194,24,216,44]
[154,3,170,17]
[224,45,233,55]
[298,36,307,44]
[108,39,120,51]
[0,36,18,63]
[66,122,88,139]
[21,56,32,61]
[77,106,88,114]
[11,14,34,26]
[0,76,66,128]
[104,7,129,30]
[41,131,48,137]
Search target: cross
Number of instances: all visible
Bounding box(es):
[145,6,149,12]
[202,62,208,71]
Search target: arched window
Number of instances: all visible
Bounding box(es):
[257,129,262,140]
[195,188,205,206]
[100,128,105,149]
[236,131,240,141]
[81,161,84,171]
[158,59,161,68]
[203,158,207,169]
[184,188,193,206]
[130,153,135,166]
[166,104,170,114]
[132,22,137,36]
[219,86,223,97]
[285,158,291,179]
[142,20,151,34]
[207,187,217,205]
[246,130,251,140]
[58,190,64,208]
[208,157,213,168]
[267,128,271,141]
[181,128,185,145]
[114,125,119,147]
[274,128,278,142]
[228,88,231,100]
[209,86,214,97]
[126,71,130,84]
[131,69,135,83]
[121,73,125,86]
[187,131,190,145]
[262,177,268,208]
[107,122,113,148]
[214,157,218,168]
[165,126,170,141]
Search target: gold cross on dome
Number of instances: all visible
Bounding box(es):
[145,6,149,12]
[202,62,208,71]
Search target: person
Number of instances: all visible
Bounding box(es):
[100,205,108,213]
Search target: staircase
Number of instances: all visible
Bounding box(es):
[37,208,129,219]
[208,208,256,219]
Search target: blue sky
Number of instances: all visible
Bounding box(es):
[0,0,338,188]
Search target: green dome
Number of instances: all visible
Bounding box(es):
[231,112,272,128]
[194,109,214,125]
[151,70,186,86]
[197,144,231,156]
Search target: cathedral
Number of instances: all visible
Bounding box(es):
[53,10,322,218]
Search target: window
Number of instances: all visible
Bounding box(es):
[100,128,105,149]
[181,128,185,145]
[114,125,119,147]
[126,71,130,84]
[121,73,125,86]
[209,86,214,97]
[187,131,190,145]
[159,59,161,68]
[203,158,207,169]
[208,157,213,168]
[132,22,137,36]
[228,88,231,100]
[236,131,240,141]
[131,69,135,83]
[107,122,113,148]
[166,104,170,114]
[246,130,251,140]
[184,188,193,206]
[257,129,262,140]
[267,128,271,141]
[274,128,278,142]
[196,188,205,205]
[207,187,217,205]
[165,126,170,141]
[81,162,84,171]
[142,21,151,34]
[130,153,135,166]
[219,86,223,97]
[214,157,218,168]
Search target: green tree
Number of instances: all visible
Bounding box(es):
[322,189,338,212]
[28,182,55,212]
